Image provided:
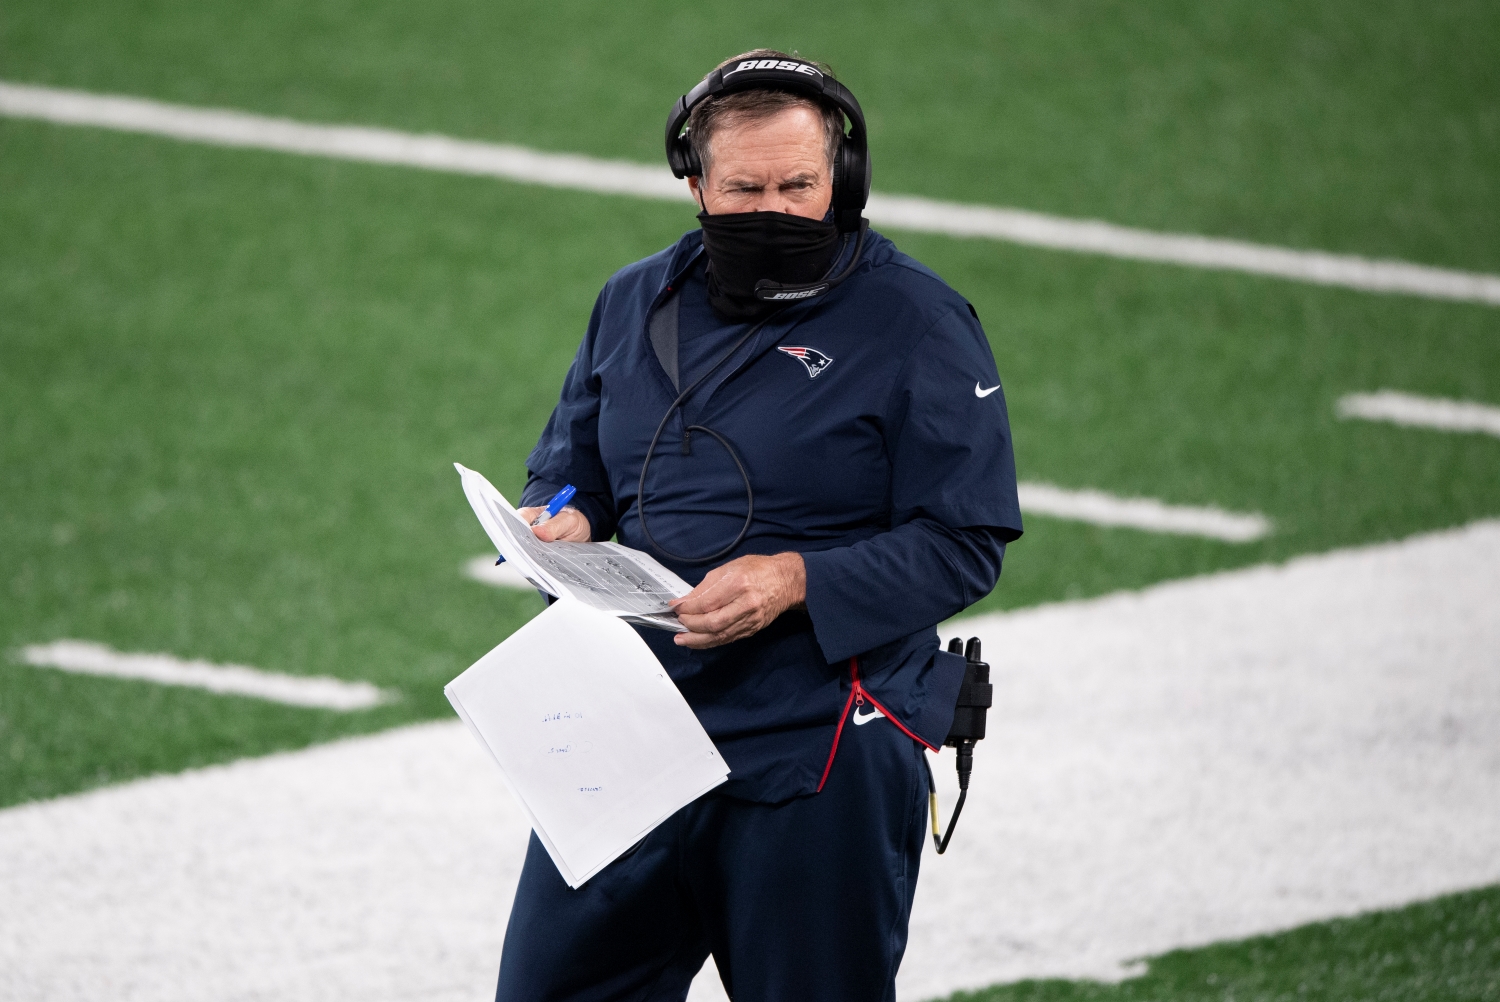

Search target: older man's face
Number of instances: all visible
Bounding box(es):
[689,104,833,219]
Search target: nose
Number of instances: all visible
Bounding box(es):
[753,191,798,214]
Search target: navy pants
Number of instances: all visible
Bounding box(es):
[494,714,930,1002]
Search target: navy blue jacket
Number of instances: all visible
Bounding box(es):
[522,228,1022,803]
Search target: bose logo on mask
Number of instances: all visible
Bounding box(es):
[765,285,829,301]
[727,59,821,78]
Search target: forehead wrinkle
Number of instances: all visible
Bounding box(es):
[714,162,826,187]
[701,103,832,179]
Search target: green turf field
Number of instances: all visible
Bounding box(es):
[4,0,1498,269]
[946,885,1500,1002]
[2,1,1498,996]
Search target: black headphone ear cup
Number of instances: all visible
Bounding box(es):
[830,139,869,232]
[848,143,870,205]
[667,136,703,180]
[831,140,850,207]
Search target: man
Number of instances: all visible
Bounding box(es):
[501,49,1022,1002]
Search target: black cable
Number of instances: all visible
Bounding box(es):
[925,741,973,855]
[937,790,968,855]
[636,312,777,564]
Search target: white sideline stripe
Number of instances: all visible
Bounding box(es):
[1018,481,1271,542]
[1337,390,1500,438]
[0,81,687,200]
[17,640,389,711]
[463,555,545,592]
[866,192,1500,305]
[4,80,1499,307]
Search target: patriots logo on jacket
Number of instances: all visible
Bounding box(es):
[777,346,834,379]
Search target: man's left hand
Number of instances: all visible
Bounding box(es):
[669,553,806,649]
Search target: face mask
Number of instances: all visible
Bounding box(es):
[697,210,840,321]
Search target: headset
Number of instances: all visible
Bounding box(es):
[664,55,872,235]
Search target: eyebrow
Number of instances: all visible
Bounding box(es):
[720,171,824,190]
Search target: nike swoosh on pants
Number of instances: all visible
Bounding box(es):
[975,382,1000,398]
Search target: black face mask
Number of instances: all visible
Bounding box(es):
[697,210,840,321]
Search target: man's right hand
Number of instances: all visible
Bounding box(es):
[516,506,592,543]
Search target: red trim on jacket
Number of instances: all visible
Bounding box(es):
[816,657,939,792]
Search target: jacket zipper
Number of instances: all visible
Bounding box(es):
[816,657,939,792]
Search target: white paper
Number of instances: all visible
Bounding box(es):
[454,463,691,631]
[444,599,728,887]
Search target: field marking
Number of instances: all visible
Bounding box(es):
[463,555,544,592]
[17,640,389,711]
[1338,390,1500,438]
[0,81,687,199]
[3,80,1499,307]
[1018,482,1271,541]
[3,520,1497,1002]
[865,193,1500,305]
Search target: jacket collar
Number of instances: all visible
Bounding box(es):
[654,230,706,305]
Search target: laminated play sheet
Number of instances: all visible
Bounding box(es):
[454,463,691,632]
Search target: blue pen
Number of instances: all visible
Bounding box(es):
[530,484,577,527]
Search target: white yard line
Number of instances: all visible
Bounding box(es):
[1017,482,1271,541]
[463,555,546,592]
[17,640,389,711]
[1338,390,1500,438]
[4,80,1498,307]
[865,193,1500,305]
[0,81,687,198]
[3,520,1497,1002]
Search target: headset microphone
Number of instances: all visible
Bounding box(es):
[753,220,869,302]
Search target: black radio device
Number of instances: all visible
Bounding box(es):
[928,637,994,854]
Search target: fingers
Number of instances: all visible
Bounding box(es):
[669,553,809,648]
[675,596,753,638]
[671,556,777,648]
[528,507,591,543]
[531,516,566,542]
[678,627,747,651]
[674,598,763,649]
[669,565,734,617]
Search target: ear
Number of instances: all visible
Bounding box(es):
[687,175,709,213]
